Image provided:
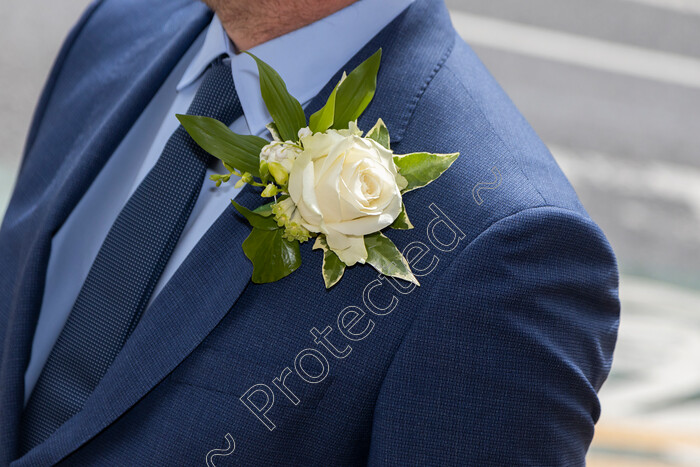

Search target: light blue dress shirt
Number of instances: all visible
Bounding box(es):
[24,0,415,402]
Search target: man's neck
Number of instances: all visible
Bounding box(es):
[203,0,358,52]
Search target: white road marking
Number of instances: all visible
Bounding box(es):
[550,145,700,227]
[450,11,700,90]
[618,0,700,15]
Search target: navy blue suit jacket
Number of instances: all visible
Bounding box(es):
[0,0,620,465]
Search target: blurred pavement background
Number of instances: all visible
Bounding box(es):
[2,1,699,465]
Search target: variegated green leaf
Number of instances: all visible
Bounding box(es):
[313,236,346,289]
[393,152,459,193]
[364,233,418,285]
[366,118,390,149]
[390,203,413,230]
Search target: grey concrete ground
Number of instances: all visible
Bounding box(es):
[1,0,699,465]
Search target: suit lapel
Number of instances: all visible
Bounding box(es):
[1,0,213,463]
[16,186,260,466]
[9,0,456,463]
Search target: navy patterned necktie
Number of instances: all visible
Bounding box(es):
[19,59,242,454]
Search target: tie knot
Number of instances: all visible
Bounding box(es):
[186,59,241,126]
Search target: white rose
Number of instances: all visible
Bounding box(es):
[288,128,404,266]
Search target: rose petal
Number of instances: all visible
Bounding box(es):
[326,192,401,236]
[314,155,345,223]
[325,228,367,266]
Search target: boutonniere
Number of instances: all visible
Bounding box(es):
[177,49,458,289]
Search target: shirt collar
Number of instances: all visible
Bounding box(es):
[177,0,415,136]
[177,14,235,92]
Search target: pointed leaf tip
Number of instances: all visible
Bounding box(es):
[393,152,459,193]
[332,48,382,130]
[245,51,306,142]
[366,118,390,149]
[364,233,419,286]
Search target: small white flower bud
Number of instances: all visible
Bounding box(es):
[298,126,313,140]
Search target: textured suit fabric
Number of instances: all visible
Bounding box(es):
[0,0,620,466]
[19,59,242,454]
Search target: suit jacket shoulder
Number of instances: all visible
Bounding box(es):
[397,34,587,223]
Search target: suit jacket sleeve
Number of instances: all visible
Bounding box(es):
[366,205,620,466]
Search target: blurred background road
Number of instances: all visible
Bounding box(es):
[2,1,699,465]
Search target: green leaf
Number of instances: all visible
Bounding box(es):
[266,122,282,142]
[242,227,302,283]
[176,115,264,177]
[245,52,306,142]
[253,201,276,217]
[309,75,342,133]
[390,203,413,230]
[232,201,278,230]
[313,236,346,289]
[393,152,459,193]
[364,233,419,285]
[366,118,390,149]
[332,48,382,130]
